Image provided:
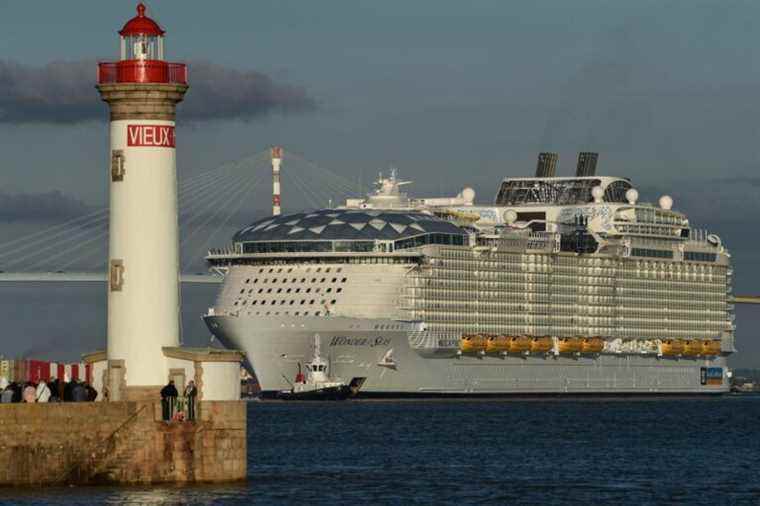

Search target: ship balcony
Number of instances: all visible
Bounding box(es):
[97,61,187,85]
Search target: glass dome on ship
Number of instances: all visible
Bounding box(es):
[233,209,467,254]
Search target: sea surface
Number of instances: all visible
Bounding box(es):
[1,396,760,505]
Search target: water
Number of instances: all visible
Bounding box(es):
[2,396,760,505]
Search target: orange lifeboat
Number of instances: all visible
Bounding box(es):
[460,334,487,354]
[530,336,553,353]
[557,337,583,354]
[486,335,510,354]
[702,339,722,356]
[581,337,605,354]
[508,336,532,354]
[682,340,704,357]
[660,339,684,356]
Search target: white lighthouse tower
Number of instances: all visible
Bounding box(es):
[96,3,188,400]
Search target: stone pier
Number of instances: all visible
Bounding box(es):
[0,400,246,486]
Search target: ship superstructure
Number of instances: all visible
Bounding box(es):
[204,152,734,396]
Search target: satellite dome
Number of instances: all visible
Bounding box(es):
[625,188,639,205]
[460,187,476,204]
[503,210,518,225]
[659,195,673,210]
[591,185,604,203]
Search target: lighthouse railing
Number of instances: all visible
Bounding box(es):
[98,61,187,85]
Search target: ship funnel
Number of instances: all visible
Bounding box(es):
[576,152,598,177]
[535,152,558,178]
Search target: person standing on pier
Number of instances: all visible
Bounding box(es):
[184,380,197,421]
[160,380,178,421]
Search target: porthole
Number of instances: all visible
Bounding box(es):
[315,288,321,293]
[233,301,239,306]
[320,278,326,283]
[277,268,282,273]
[239,289,245,294]
[337,268,342,273]
[265,312,271,316]
[267,288,272,293]
[295,312,300,316]
[306,288,312,293]
[287,288,292,293]
[310,300,315,304]
[245,279,250,284]
[248,289,253,294]
[268,268,273,273]
[292,278,297,283]
[258,269,264,273]
[254,279,258,283]
[252,300,257,305]
[300,300,305,305]
[275,312,279,316]
[304,312,309,316]
[277,288,282,293]
[258,289,263,293]
[326,288,332,293]
[331,299,336,305]
[290,300,295,305]
[341,278,347,282]
[311,278,316,283]
[280,300,286,305]
[306,268,311,273]
[331,278,337,283]
[272,279,278,283]
[337,288,343,293]
[301,278,306,283]
[315,311,321,316]
[320,300,325,305]
[326,268,331,273]
[241,301,247,305]
[317,268,322,273]
[287,268,293,273]
[295,288,301,293]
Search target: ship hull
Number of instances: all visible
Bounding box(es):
[204,314,730,397]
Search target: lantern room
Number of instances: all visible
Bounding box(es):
[98,3,187,86]
[119,3,164,61]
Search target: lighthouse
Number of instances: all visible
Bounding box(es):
[96,3,188,400]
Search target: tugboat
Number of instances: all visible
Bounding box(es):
[278,334,354,400]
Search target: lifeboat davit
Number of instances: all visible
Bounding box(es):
[682,340,704,357]
[660,339,684,356]
[702,339,722,356]
[460,334,487,354]
[581,337,605,354]
[557,337,583,354]
[530,336,553,353]
[508,336,532,354]
[486,335,510,354]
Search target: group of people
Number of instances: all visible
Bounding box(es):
[160,379,198,422]
[0,377,97,403]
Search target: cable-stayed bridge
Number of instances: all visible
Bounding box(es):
[0,148,364,282]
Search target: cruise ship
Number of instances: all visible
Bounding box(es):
[203,152,735,396]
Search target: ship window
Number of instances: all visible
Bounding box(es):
[304,312,309,316]
[287,288,292,293]
[311,278,317,283]
[233,301,239,306]
[337,288,343,293]
[301,300,305,304]
[341,278,347,282]
[317,268,322,273]
[288,268,293,273]
[267,289,272,293]
[245,279,250,284]
[320,278,326,282]
[268,269,273,273]
[258,269,263,273]
[290,300,295,305]
[331,278,337,283]
[316,312,321,316]
[295,312,300,316]
[292,278,297,283]
[281,301,286,305]
[327,288,332,293]
[278,268,282,273]
[301,278,306,283]
[252,300,257,305]
[272,278,278,283]
[310,300,315,304]
[337,268,342,272]
[331,299,336,305]
[258,289,263,293]
[315,288,321,293]
[239,289,245,294]
[277,288,282,293]
[295,289,301,293]
[306,288,312,293]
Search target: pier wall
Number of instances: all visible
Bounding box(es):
[0,400,246,486]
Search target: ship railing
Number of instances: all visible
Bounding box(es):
[497,230,558,253]
[408,330,459,351]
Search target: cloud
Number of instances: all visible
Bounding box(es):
[0,190,91,222]
[0,59,315,124]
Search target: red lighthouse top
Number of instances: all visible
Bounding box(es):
[119,3,165,36]
[97,3,186,86]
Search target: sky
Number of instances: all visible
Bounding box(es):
[1,1,759,366]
